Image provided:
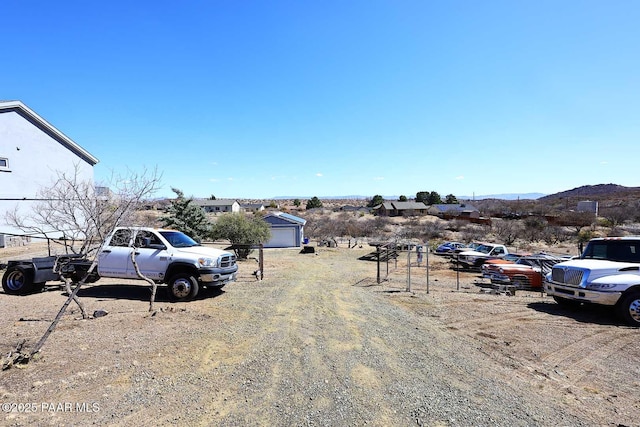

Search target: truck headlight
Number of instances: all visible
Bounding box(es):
[198,257,216,267]
[586,283,618,290]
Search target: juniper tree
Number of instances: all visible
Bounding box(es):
[160,188,211,242]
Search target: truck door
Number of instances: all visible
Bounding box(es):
[97,228,134,278]
[126,230,170,280]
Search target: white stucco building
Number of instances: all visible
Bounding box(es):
[0,101,99,238]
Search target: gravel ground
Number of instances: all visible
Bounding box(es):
[0,244,638,426]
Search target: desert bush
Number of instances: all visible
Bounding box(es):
[606,227,626,237]
[210,213,271,259]
[523,216,547,242]
[446,220,467,232]
[492,219,522,246]
[541,225,571,245]
[459,224,491,243]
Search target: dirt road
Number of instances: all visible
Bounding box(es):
[0,246,637,426]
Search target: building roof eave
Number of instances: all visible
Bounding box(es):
[0,100,99,166]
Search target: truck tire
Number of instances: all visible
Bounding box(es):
[616,291,640,327]
[167,273,199,302]
[473,259,485,269]
[2,265,35,295]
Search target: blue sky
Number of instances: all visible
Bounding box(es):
[3,1,639,199]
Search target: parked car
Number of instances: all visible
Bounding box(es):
[483,253,566,289]
[480,253,527,279]
[455,243,510,269]
[452,242,482,254]
[435,241,467,255]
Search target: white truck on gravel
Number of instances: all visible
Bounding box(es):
[1,227,238,301]
[545,236,640,326]
[455,242,509,270]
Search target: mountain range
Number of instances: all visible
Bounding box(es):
[272,184,639,202]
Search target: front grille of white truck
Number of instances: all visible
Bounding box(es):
[551,267,584,286]
[219,255,236,268]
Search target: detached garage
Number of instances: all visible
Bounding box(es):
[263,212,307,248]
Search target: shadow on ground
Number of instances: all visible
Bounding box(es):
[528,301,624,326]
[69,284,225,303]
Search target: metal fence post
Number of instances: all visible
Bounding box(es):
[407,247,411,292]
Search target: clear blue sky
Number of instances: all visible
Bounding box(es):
[3,1,639,199]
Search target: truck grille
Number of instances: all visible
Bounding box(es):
[551,267,584,286]
[219,254,236,268]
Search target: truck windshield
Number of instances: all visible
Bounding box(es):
[582,241,640,263]
[475,245,492,254]
[159,231,200,248]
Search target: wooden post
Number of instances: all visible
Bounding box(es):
[259,244,264,280]
[376,246,381,284]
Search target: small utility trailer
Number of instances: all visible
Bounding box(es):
[1,254,97,295]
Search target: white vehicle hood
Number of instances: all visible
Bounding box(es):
[550,259,640,284]
[170,246,230,258]
[458,250,490,257]
[555,259,640,271]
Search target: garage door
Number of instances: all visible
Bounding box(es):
[266,228,296,248]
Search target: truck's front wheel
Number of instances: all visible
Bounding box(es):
[616,292,640,326]
[167,273,199,302]
[2,266,34,295]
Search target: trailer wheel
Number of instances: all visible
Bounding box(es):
[616,291,640,327]
[167,273,199,302]
[2,266,35,295]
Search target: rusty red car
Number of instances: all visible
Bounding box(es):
[481,254,568,289]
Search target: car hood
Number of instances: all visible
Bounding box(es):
[500,264,536,272]
[170,246,231,258]
[458,250,490,257]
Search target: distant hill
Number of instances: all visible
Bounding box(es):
[268,184,640,204]
[539,184,640,202]
[458,193,546,201]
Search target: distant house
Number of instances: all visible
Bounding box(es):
[428,203,486,223]
[374,201,428,217]
[338,205,370,214]
[0,100,99,242]
[263,212,307,248]
[577,200,599,216]
[194,199,240,214]
[241,203,265,213]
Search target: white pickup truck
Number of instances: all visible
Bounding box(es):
[545,236,640,326]
[1,227,238,301]
[455,242,510,270]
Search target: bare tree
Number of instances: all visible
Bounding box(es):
[4,165,162,362]
[492,219,522,246]
[558,210,596,236]
[6,164,162,256]
[599,205,635,229]
[523,216,547,243]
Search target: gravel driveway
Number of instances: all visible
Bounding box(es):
[0,245,636,426]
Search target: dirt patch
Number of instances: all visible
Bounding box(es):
[0,245,636,426]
